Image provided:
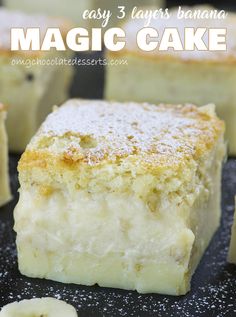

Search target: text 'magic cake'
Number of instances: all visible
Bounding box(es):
[0,104,11,207]
[15,99,225,295]
[0,9,74,152]
[105,6,236,155]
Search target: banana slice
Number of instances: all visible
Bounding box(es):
[0,297,78,316]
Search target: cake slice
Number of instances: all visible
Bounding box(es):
[105,6,236,155]
[14,99,225,295]
[228,198,236,264]
[0,104,11,207]
[0,8,74,152]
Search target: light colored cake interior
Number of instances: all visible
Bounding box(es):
[14,100,225,295]
[15,140,223,294]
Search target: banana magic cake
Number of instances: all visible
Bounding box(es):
[14,99,225,295]
[0,104,11,207]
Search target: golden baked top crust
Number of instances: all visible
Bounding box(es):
[19,99,225,172]
[111,6,236,63]
[0,8,72,56]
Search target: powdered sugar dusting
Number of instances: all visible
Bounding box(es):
[29,99,222,166]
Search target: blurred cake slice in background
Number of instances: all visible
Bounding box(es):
[105,6,236,155]
[0,9,74,152]
[15,100,225,295]
[0,104,11,207]
[228,198,236,264]
[3,0,164,29]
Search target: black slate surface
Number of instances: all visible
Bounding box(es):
[0,157,235,317]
